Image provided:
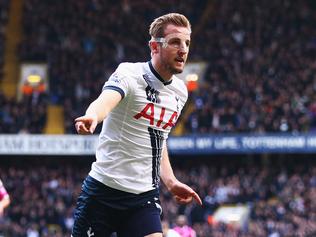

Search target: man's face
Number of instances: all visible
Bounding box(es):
[158,24,191,75]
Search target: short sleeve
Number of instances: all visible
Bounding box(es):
[102,64,130,98]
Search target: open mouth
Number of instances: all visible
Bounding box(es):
[175,58,184,63]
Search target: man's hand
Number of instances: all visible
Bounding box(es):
[75,114,98,134]
[168,180,202,205]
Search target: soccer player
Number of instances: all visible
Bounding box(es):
[0,179,10,217]
[72,13,202,237]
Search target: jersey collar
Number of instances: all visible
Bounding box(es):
[148,61,173,86]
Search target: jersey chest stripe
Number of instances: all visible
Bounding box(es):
[148,127,163,187]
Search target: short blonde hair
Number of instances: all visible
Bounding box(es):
[149,13,191,38]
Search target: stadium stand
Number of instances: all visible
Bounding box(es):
[0,0,9,83]
[18,0,207,133]
[186,0,316,134]
[0,156,315,236]
[0,91,47,133]
[9,0,316,134]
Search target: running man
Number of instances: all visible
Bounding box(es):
[72,13,202,237]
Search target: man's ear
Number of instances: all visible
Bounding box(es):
[149,41,159,54]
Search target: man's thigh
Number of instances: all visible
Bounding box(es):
[117,205,162,237]
[72,191,114,237]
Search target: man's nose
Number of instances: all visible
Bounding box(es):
[178,43,189,53]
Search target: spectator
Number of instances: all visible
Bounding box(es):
[0,178,10,216]
[173,215,196,237]
[162,220,180,237]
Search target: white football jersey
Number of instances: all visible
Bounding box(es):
[89,61,188,194]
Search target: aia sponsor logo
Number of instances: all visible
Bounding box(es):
[134,103,178,130]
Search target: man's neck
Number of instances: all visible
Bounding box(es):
[151,59,172,82]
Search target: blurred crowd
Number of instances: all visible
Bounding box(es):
[17,0,206,133]
[1,0,316,134]
[166,157,316,237]
[0,91,47,134]
[0,0,9,81]
[185,0,316,134]
[0,158,86,236]
[0,156,315,236]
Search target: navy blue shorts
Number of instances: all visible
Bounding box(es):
[72,176,162,237]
